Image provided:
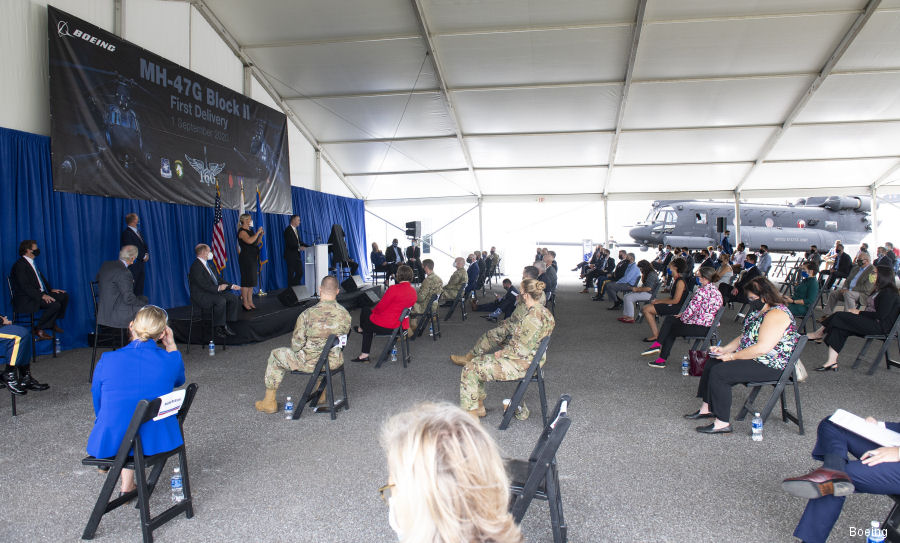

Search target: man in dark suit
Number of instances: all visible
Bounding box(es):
[463,253,480,299]
[96,245,148,329]
[405,239,423,282]
[822,243,853,290]
[719,253,762,304]
[188,244,240,336]
[10,240,69,339]
[384,239,405,278]
[120,213,149,296]
[594,250,629,300]
[283,215,309,286]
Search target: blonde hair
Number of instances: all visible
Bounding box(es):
[519,278,546,301]
[238,213,252,229]
[130,306,168,342]
[381,402,522,543]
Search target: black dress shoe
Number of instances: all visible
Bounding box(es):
[3,374,27,395]
[20,375,49,391]
[222,324,237,337]
[684,410,716,420]
[695,423,732,434]
[814,364,838,372]
[350,356,370,363]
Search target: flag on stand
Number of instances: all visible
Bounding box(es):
[211,182,227,272]
[256,185,268,268]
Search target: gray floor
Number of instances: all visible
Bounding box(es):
[2,277,897,542]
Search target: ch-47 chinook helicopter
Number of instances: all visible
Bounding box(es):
[628,196,871,252]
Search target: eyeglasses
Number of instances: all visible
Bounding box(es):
[378,483,395,503]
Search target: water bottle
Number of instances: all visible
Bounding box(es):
[170,466,184,503]
[681,355,689,376]
[284,396,294,419]
[868,521,886,543]
[429,323,434,337]
[751,412,763,441]
[208,340,215,357]
[391,346,397,362]
[54,337,61,355]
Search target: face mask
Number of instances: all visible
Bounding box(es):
[388,498,403,540]
[695,277,701,285]
[249,221,254,228]
[207,254,214,261]
[744,261,754,270]
[800,271,809,279]
[32,248,40,257]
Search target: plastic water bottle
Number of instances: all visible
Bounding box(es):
[170,466,184,503]
[681,355,689,376]
[54,337,61,355]
[867,521,886,543]
[429,323,434,337]
[208,340,215,357]
[751,412,763,441]
[284,396,294,420]
[391,346,397,362]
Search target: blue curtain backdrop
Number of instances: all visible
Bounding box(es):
[0,126,367,352]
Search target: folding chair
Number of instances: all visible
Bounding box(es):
[89,280,126,382]
[81,383,198,543]
[883,494,900,543]
[632,281,662,323]
[411,294,440,342]
[444,288,468,322]
[851,313,900,375]
[683,306,725,350]
[374,308,412,369]
[499,336,551,431]
[6,277,56,363]
[736,336,807,435]
[506,394,571,543]
[291,335,348,420]
[796,288,825,335]
[0,351,19,416]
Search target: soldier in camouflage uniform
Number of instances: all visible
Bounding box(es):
[459,278,555,419]
[255,276,351,413]
[410,259,443,332]
[441,257,468,303]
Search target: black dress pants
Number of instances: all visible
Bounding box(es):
[36,291,69,330]
[657,316,709,361]
[360,307,395,353]
[286,253,303,286]
[823,311,882,353]
[696,358,782,422]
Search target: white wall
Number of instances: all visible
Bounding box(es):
[0,0,349,196]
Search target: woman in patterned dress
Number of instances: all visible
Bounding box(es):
[685,277,800,434]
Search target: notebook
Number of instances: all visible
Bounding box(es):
[829,409,900,447]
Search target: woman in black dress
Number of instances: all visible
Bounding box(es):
[237,213,264,310]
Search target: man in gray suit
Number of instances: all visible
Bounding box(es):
[96,245,149,329]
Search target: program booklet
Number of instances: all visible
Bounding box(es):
[829,409,900,447]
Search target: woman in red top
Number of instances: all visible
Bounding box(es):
[352,265,417,362]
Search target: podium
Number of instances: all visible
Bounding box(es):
[304,244,330,296]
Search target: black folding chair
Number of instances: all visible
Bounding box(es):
[883,494,900,543]
[89,280,126,382]
[444,288,468,322]
[683,306,725,351]
[374,308,412,369]
[632,282,662,323]
[506,394,571,543]
[736,336,807,435]
[6,277,56,363]
[796,287,825,335]
[291,334,348,420]
[851,313,900,375]
[499,336,551,431]
[411,294,441,342]
[0,351,19,416]
[81,383,198,543]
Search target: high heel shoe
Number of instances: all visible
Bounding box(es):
[814,364,838,372]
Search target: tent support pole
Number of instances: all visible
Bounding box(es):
[478,197,484,250]
[314,151,322,192]
[602,196,610,246]
[871,185,879,247]
[733,191,742,247]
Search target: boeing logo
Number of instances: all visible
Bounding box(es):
[56,20,116,52]
[185,147,225,187]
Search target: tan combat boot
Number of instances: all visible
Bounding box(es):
[255,388,278,413]
[450,352,475,366]
[467,399,486,418]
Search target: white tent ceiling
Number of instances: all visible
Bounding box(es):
[189,0,900,201]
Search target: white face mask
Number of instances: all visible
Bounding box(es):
[206,254,214,261]
[249,221,254,228]
[388,497,403,540]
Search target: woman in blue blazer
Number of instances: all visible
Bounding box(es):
[87,305,185,493]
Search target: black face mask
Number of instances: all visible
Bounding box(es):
[32,248,40,257]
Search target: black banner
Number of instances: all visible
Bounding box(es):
[47,6,292,214]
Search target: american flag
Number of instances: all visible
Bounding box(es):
[212,182,227,272]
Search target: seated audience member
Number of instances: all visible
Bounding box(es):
[785,262,819,318]
[472,278,519,321]
[875,243,897,270]
[380,402,523,543]
[575,245,603,274]
[96,245,149,329]
[757,245,772,276]
[463,254,480,299]
[370,242,392,285]
[384,239,405,280]
[699,249,715,269]
[188,244,240,337]
[806,245,822,272]
[605,253,640,310]
[255,276,350,413]
[855,243,869,262]
[441,257,468,305]
[474,250,487,287]
[595,250,629,300]
[0,311,49,394]
[820,242,852,290]
[719,253,761,304]
[652,244,672,273]
[352,265,417,363]
[685,278,799,434]
[541,254,558,294]
[641,257,692,341]
[619,260,660,323]
[806,265,900,372]
[782,415,900,543]
[405,240,423,283]
[457,279,554,420]
[712,253,733,285]
[410,259,443,331]
[547,251,558,270]
[582,248,614,293]
[87,306,184,495]
[731,243,747,272]
[10,239,69,339]
[643,267,723,368]
[822,252,875,316]
[488,246,501,272]
[721,230,733,256]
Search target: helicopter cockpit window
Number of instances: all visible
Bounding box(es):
[695,212,707,224]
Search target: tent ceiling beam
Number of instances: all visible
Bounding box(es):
[872,160,900,188]
[241,34,421,49]
[285,89,441,101]
[344,167,469,177]
[733,0,883,193]
[409,0,482,197]
[190,0,364,199]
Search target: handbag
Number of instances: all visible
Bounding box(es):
[688,350,708,377]
[794,359,808,383]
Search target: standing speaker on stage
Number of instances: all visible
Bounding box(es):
[120,213,149,296]
[283,214,310,287]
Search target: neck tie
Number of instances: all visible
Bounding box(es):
[33,263,46,292]
[205,260,217,283]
